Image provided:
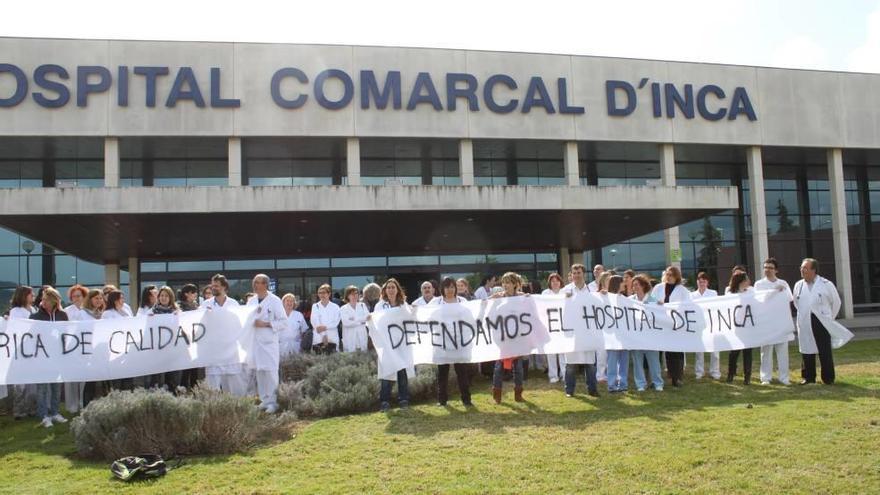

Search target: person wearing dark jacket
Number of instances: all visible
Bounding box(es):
[30,287,69,428]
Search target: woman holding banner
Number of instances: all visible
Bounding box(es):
[541,273,566,384]
[431,277,473,406]
[726,272,754,384]
[630,275,664,392]
[377,278,410,412]
[30,287,69,428]
[651,266,691,387]
[604,275,630,393]
[6,286,37,418]
[136,285,158,317]
[491,272,527,404]
[151,286,181,390]
[75,289,104,407]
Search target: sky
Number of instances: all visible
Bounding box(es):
[3,0,880,73]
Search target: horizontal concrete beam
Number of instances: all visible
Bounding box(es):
[0,185,739,215]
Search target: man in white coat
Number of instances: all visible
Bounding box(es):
[563,264,599,397]
[793,258,850,385]
[755,257,794,385]
[690,272,721,380]
[246,274,287,413]
[200,274,245,396]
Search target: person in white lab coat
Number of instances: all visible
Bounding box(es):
[794,258,843,385]
[4,286,36,415]
[690,272,721,380]
[651,265,692,387]
[755,257,794,385]
[587,264,605,293]
[246,274,287,413]
[472,275,497,301]
[310,283,341,355]
[541,273,567,384]
[201,274,246,397]
[339,286,369,352]
[563,264,599,398]
[280,293,308,358]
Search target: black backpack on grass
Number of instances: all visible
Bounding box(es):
[110,454,174,481]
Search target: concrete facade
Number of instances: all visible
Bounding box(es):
[0,37,876,147]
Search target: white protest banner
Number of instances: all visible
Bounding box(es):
[0,307,256,385]
[368,290,799,380]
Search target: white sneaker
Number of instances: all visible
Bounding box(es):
[40,417,54,428]
[549,377,559,384]
[761,381,771,386]
[264,404,278,414]
[780,380,791,386]
[51,414,68,424]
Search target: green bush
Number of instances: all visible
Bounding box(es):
[71,387,293,461]
[278,351,439,417]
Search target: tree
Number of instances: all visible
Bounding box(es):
[776,198,797,233]
[696,217,722,280]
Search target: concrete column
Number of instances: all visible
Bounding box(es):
[564,141,579,186]
[747,146,769,270]
[659,144,682,269]
[559,248,571,275]
[346,137,361,186]
[827,148,854,318]
[228,137,242,187]
[104,137,119,187]
[459,139,474,186]
[104,263,119,287]
[128,257,139,308]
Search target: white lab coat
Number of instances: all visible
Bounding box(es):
[793,276,852,354]
[690,288,718,300]
[246,292,287,371]
[280,310,308,357]
[310,301,341,346]
[411,296,435,306]
[562,282,596,365]
[63,304,82,321]
[428,296,468,304]
[200,296,244,376]
[651,283,692,303]
[340,302,369,352]
[101,307,132,319]
[473,286,491,300]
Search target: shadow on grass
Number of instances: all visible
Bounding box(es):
[381,367,880,438]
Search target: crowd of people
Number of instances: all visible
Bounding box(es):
[1,256,842,423]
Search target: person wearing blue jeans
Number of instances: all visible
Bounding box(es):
[30,287,69,428]
[564,363,599,397]
[379,369,409,411]
[631,350,664,391]
[629,275,664,392]
[492,358,524,403]
[606,350,630,392]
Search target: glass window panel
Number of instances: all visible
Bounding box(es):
[225,259,275,270]
[0,256,20,287]
[331,257,386,268]
[276,258,331,269]
[536,253,558,263]
[167,261,224,272]
[387,255,439,266]
[141,262,167,272]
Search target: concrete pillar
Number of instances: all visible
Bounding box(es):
[564,141,579,186]
[128,257,139,308]
[559,248,571,275]
[827,148,854,318]
[346,137,361,186]
[747,146,769,271]
[104,263,120,287]
[104,137,119,187]
[228,137,242,187]
[659,144,682,269]
[459,139,474,186]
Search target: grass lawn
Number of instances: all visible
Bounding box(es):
[1,340,878,494]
